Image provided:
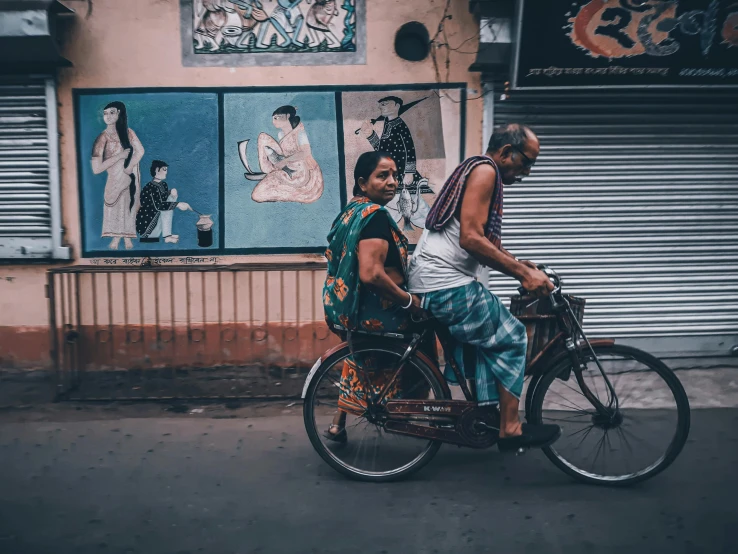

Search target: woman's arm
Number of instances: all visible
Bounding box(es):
[358,238,423,313]
[92,154,125,175]
[275,130,311,167]
[90,135,127,175]
[150,186,178,211]
[124,129,145,174]
[276,145,311,167]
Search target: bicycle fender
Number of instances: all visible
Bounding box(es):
[301,341,348,399]
[301,357,323,399]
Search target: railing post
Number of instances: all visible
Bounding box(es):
[47,271,62,399]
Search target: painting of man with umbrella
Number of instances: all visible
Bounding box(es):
[356,95,436,232]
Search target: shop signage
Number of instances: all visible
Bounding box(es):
[512,0,738,88]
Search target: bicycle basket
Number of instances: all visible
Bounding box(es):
[509,294,586,364]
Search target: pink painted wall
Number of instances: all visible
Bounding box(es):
[0,0,484,369]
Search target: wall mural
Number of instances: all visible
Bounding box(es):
[74,86,463,257]
[342,90,446,243]
[180,0,365,66]
[77,93,221,254]
[223,91,340,250]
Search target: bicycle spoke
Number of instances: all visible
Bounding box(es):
[542,413,591,423]
[371,428,380,472]
[352,420,371,467]
[573,424,596,451]
[346,417,369,431]
[587,362,604,404]
[314,396,339,408]
[615,427,634,475]
[546,399,594,415]
[547,385,588,407]
[565,423,596,440]
[557,378,590,402]
[616,384,639,409]
[547,387,595,414]
[604,431,617,478]
[616,425,634,454]
[609,359,644,404]
[611,371,641,408]
[589,433,607,471]
[618,424,658,451]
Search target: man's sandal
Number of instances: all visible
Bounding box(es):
[323,424,347,443]
[497,423,561,453]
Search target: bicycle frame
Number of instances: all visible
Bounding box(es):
[299,265,624,449]
[339,286,622,446]
[351,296,612,410]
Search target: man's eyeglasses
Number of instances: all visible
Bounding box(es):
[513,147,535,169]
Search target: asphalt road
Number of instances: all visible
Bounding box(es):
[0,405,736,554]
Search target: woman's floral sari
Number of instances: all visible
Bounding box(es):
[323,197,426,414]
[324,197,409,333]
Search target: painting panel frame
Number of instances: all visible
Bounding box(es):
[180,0,367,67]
[74,90,222,259]
[73,84,466,258]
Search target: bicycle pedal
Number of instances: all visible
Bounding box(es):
[475,421,499,432]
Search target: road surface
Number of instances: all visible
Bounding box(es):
[0,401,736,554]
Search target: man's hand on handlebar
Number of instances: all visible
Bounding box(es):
[520,266,555,298]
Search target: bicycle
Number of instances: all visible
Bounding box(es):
[302,266,691,486]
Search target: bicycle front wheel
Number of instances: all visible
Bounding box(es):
[528,344,690,486]
[303,339,449,482]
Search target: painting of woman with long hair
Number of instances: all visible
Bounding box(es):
[246,105,324,204]
[90,101,145,249]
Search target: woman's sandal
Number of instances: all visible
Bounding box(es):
[323,424,347,443]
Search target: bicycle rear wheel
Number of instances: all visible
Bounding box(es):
[528,344,690,486]
[303,339,449,482]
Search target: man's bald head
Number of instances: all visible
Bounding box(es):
[486,123,540,185]
[487,123,538,155]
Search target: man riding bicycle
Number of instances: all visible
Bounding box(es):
[407,123,561,452]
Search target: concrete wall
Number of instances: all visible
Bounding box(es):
[0,0,484,370]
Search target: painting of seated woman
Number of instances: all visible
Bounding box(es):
[239,105,324,204]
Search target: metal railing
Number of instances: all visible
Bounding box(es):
[48,262,335,401]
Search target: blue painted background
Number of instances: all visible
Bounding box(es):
[78,93,219,254]
[223,92,341,249]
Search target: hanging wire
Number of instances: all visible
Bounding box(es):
[428,0,503,104]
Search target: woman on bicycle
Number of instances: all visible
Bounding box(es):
[322,151,429,442]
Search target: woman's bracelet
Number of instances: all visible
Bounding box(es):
[401,291,413,310]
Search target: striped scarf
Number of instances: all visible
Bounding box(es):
[425,155,504,248]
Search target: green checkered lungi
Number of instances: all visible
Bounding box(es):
[421,281,527,405]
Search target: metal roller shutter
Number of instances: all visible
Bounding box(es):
[0,76,67,259]
[490,89,738,359]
